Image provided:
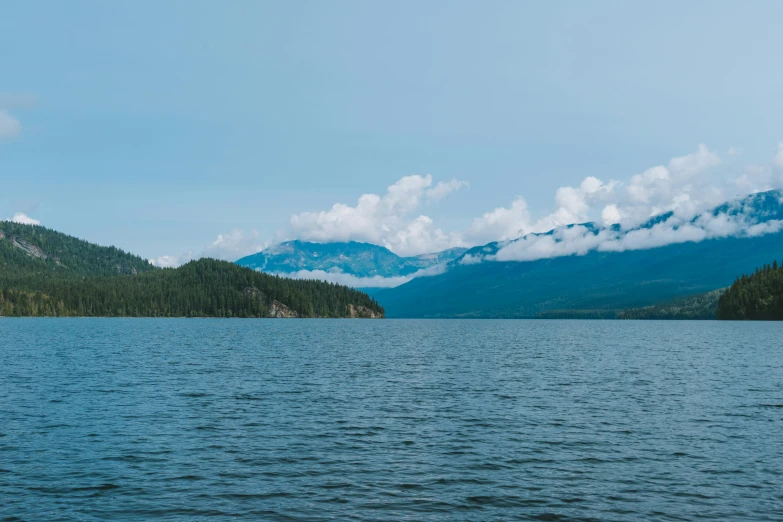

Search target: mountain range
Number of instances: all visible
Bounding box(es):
[237,190,783,318]
[376,190,783,317]
[236,240,467,279]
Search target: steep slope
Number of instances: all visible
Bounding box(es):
[236,240,466,278]
[376,191,783,318]
[0,224,383,318]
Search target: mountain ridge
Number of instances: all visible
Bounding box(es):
[375,190,783,318]
[236,240,467,279]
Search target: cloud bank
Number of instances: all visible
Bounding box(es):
[485,200,783,264]
[269,263,450,289]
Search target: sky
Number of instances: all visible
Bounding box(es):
[2,1,783,265]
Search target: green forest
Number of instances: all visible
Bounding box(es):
[716,260,783,320]
[0,222,383,318]
[534,289,723,320]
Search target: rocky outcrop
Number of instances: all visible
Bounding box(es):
[348,304,384,318]
[115,264,138,276]
[268,299,298,318]
[244,286,299,318]
[10,237,48,260]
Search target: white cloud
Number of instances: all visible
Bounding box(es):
[288,174,467,256]
[458,253,483,265]
[149,251,196,268]
[488,205,783,264]
[601,204,622,225]
[493,226,612,262]
[466,197,531,243]
[274,262,449,288]
[425,179,469,202]
[202,229,267,261]
[0,110,21,140]
[149,228,267,268]
[277,270,412,288]
[467,144,735,248]
[6,212,40,225]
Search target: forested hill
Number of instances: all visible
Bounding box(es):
[0,223,383,318]
[717,261,783,320]
[0,221,154,277]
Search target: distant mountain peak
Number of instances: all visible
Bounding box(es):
[236,240,467,280]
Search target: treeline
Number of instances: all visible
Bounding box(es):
[717,260,783,320]
[533,290,724,320]
[617,289,723,320]
[0,223,383,318]
[0,258,384,317]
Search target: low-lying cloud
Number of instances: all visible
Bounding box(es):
[271,263,450,289]
[486,207,783,264]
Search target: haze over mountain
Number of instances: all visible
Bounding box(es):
[374,190,783,317]
[236,241,466,288]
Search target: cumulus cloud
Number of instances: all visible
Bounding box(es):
[457,143,783,265]
[466,144,736,247]
[0,110,21,140]
[288,174,467,256]
[6,212,40,225]
[466,197,531,243]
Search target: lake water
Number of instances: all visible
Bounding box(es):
[1,319,782,521]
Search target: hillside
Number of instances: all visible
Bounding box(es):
[534,289,724,320]
[0,222,154,278]
[236,240,467,279]
[717,261,783,320]
[0,223,383,318]
[375,191,783,318]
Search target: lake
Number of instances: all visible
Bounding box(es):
[1,319,782,521]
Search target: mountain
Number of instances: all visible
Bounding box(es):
[236,240,467,279]
[375,190,783,318]
[0,223,383,318]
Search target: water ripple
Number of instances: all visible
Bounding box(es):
[1,318,782,521]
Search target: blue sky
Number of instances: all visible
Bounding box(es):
[2,1,783,262]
